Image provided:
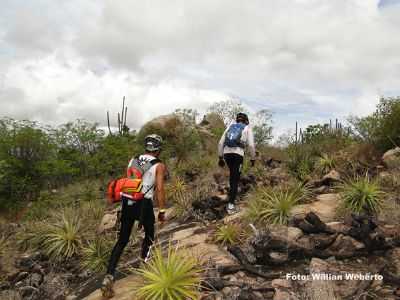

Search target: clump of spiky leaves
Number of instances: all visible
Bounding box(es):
[316,153,336,175]
[339,175,385,214]
[41,210,82,259]
[215,223,243,246]
[20,209,82,259]
[290,181,313,203]
[246,187,301,225]
[136,243,202,300]
[81,238,113,272]
[167,177,187,200]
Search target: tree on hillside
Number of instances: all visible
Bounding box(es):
[350,96,400,152]
[208,99,273,145]
[0,119,53,209]
[207,98,249,126]
[53,120,104,177]
[252,109,273,146]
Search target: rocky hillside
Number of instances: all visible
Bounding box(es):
[1,111,400,300]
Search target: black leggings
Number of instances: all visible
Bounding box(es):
[106,197,155,276]
[224,153,243,204]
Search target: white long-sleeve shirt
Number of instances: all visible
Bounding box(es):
[218,122,256,159]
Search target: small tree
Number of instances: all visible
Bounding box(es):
[252,109,273,146]
[350,96,400,152]
[207,98,249,126]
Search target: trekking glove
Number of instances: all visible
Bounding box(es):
[158,210,166,222]
[218,157,225,168]
[250,160,256,167]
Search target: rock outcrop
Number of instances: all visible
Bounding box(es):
[383,147,400,170]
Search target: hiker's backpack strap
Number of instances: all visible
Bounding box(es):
[141,158,161,173]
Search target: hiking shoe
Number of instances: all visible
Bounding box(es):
[101,274,115,298]
[227,203,239,215]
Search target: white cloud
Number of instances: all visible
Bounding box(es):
[1,0,399,137]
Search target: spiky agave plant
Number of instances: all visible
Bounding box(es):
[316,153,336,174]
[167,177,187,201]
[41,210,82,259]
[290,181,313,203]
[81,238,112,272]
[137,244,202,300]
[340,175,385,214]
[246,187,300,225]
[215,223,242,246]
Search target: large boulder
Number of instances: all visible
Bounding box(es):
[141,114,181,132]
[199,113,225,130]
[290,194,340,223]
[138,114,186,144]
[382,147,400,170]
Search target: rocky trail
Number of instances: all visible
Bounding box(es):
[2,154,400,299]
[79,159,400,300]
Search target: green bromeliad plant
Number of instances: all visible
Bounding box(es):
[339,175,385,214]
[215,223,243,246]
[81,238,113,272]
[316,153,336,175]
[19,209,82,260]
[246,186,302,225]
[136,243,202,300]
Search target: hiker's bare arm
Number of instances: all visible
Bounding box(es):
[156,163,166,210]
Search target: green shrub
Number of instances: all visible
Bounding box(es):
[350,96,400,152]
[81,238,112,272]
[136,244,202,300]
[339,176,385,214]
[287,144,315,180]
[246,187,301,225]
[215,223,242,246]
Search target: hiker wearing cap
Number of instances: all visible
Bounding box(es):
[218,113,256,215]
[102,134,167,298]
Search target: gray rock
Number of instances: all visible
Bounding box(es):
[15,272,29,283]
[269,252,289,265]
[97,210,118,234]
[388,247,400,275]
[18,286,39,299]
[14,281,25,289]
[16,252,44,270]
[0,290,22,300]
[222,287,232,297]
[326,234,365,258]
[322,170,341,183]
[314,185,329,194]
[28,273,43,288]
[383,147,400,169]
[39,274,67,300]
[0,281,11,291]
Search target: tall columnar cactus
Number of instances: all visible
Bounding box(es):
[107,96,129,136]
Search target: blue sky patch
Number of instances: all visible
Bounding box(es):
[379,0,400,8]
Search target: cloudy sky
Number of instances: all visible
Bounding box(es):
[1,0,400,137]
